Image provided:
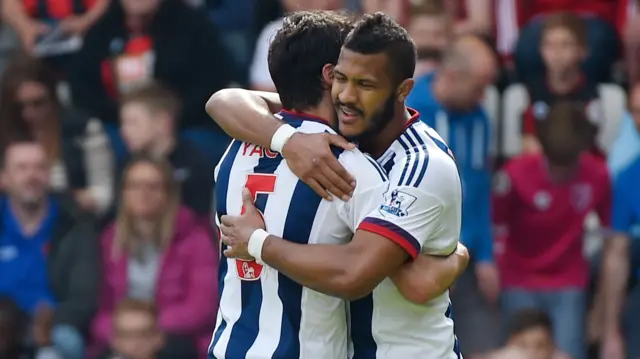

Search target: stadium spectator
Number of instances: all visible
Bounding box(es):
[116,83,213,226]
[68,0,232,165]
[91,155,217,356]
[600,87,640,359]
[494,101,611,359]
[483,309,570,359]
[0,297,29,359]
[406,36,499,358]
[0,0,109,54]
[250,0,343,92]
[511,0,619,83]
[520,12,603,157]
[100,299,198,359]
[608,82,640,177]
[0,138,101,359]
[443,0,492,37]
[360,0,409,25]
[621,0,640,85]
[407,0,452,77]
[0,53,115,215]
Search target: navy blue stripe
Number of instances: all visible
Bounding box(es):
[225,146,285,358]
[210,140,242,356]
[382,153,396,173]
[350,295,376,359]
[362,217,421,255]
[396,137,411,185]
[401,133,421,186]
[409,128,430,188]
[425,130,454,160]
[272,154,343,358]
[365,155,388,180]
[446,303,462,358]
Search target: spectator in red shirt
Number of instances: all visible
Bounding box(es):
[521,13,602,156]
[513,0,620,83]
[494,101,611,359]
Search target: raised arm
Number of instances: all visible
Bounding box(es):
[205,89,284,149]
[205,88,357,200]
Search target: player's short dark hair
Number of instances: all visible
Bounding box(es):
[120,82,182,120]
[268,10,354,111]
[343,12,416,86]
[542,12,587,48]
[508,308,553,338]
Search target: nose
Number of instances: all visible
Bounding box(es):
[339,82,358,105]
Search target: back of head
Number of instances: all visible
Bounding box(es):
[537,101,593,165]
[343,12,416,87]
[268,10,353,111]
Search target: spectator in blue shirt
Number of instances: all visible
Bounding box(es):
[600,90,640,359]
[608,83,640,178]
[406,35,498,358]
[0,137,100,359]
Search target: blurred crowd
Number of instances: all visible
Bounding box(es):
[0,0,639,359]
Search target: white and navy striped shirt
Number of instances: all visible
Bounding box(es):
[350,110,462,359]
[209,110,389,359]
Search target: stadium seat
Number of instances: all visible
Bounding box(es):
[500,84,528,158]
[597,83,627,153]
[483,85,500,156]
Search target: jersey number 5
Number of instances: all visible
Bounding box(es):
[234,174,277,281]
[242,173,277,214]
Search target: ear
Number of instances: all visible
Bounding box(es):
[396,78,415,103]
[322,64,334,88]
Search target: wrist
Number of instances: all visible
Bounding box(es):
[248,229,269,264]
[270,124,296,154]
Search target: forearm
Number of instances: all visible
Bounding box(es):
[2,0,31,31]
[82,0,109,25]
[262,235,363,300]
[601,235,629,334]
[205,89,284,149]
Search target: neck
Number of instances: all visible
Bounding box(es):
[546,161,577,182]
[296,96,337,128]
[8,196,48,234]
[149,136,175,157]
[132,218,157,240]
[360,108,411,159]
[547,68,581,94]
[125,14,152,33]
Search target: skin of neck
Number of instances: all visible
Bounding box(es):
[292,94,337,128]
[148,135,175,158]
[547,67,581,94]
[8,195,48,233]
[132,217,157,240]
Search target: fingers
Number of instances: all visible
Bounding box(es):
[327,133,356,151]
[305,178,334,201]
[320,163,355,201]
[309,171,347,201]
[241,187,256,212]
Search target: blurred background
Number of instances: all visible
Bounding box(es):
[0,0,638,359]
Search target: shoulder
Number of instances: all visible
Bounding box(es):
[339,149,388,190]
[580,154,610,184]
[617,157,640,187]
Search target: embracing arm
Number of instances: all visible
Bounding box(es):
[261,229,409,300]
[205,89,284,149]
[390,243,469,304]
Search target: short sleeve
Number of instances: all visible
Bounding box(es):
[357,185,454,259]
